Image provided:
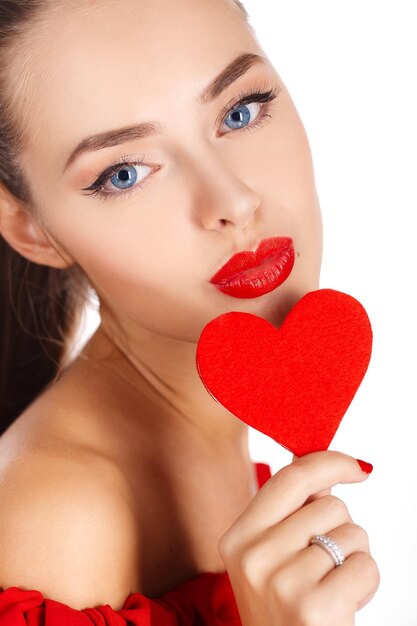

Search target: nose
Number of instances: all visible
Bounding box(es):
[190,148,261,231]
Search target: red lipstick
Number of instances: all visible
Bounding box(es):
[210,236,295,299]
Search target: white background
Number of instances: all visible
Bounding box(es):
[73,2,416,624]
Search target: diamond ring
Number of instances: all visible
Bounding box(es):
[310,534,345,567]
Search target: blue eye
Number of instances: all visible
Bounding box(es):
[109,164,138,191]
[82,156,151,200]
[224,102,259,131]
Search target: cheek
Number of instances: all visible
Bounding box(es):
[47,200,204,327]
[273,100,323,258]
[55,210,177,292]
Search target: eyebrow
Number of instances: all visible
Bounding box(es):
[63,52,268,173]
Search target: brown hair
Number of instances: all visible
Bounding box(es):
[0,1,93,435]
[0,0,250,436]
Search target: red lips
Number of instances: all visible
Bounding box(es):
[210,236,295,299]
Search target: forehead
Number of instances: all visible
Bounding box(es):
[16,0,260,170]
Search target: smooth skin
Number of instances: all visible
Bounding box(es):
[0,0,380,618]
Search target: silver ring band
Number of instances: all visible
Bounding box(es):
[310,534,345,567]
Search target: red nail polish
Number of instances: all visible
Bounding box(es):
[356,459,373,474]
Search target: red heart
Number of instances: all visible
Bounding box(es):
[196,289,372,457]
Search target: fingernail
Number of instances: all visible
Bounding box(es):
[356,459,373,474]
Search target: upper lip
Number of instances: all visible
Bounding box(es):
[210,236,294,284]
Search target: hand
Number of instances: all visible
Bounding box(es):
[218,450,380,626]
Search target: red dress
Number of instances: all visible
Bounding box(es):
[0,462,272,625]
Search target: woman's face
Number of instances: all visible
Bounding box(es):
[17,0,323,341]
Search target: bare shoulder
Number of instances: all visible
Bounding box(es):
[0,444,141,610]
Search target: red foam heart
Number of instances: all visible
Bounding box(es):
[196,289,372,457]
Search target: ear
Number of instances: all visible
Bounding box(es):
[0,184,75,269]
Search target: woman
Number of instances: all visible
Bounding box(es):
[0,0,380,624]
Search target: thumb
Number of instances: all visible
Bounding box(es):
[292,453,332,504]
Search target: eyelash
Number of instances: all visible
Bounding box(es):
[82,82,282,202]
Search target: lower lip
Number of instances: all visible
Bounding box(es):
[211,242,295,299]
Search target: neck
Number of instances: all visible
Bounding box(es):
[77,317,250,459]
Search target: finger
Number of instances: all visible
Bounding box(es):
[292,453,332,504]
[289,522,370,588]
[265,522,370,601]
[310,551,381,616]
[305,488,332,504]
[240,451,371,536]
[247,494,354,568]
